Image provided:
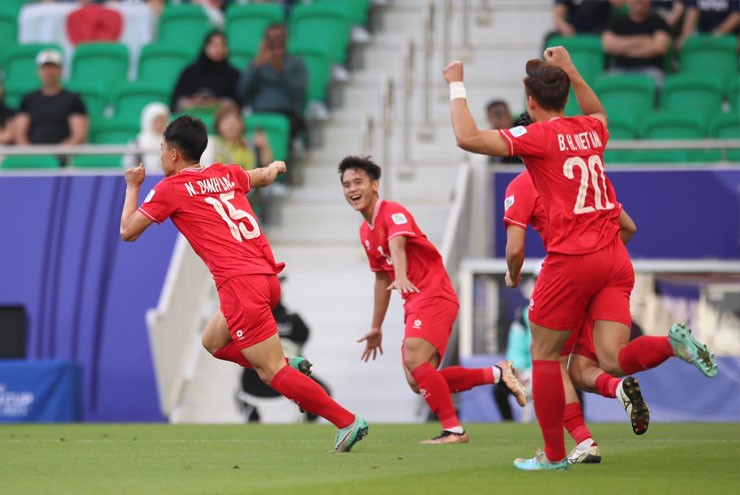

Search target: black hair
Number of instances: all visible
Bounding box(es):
[523,59,570,112]
[163,115,208,164]
[512,111,533,127]
[338,155,381,182]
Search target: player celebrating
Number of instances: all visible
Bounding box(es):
[120,116,368,453]
[444,47,717,470]
[339,155,527,444]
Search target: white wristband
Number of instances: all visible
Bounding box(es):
[449,81,467,101]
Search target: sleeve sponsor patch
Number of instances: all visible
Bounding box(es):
[504,195,515,211]
[144,189,156,203]
[509,126,527,138]
[391,213,408,225]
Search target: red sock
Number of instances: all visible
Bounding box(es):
[411,362,460,430]
[594,372,620,398]
[212,342,293,369]
[270,366,355,428]
[563,402,593,445]
[617,336,674,374]
[439,366,494,393]
[532,359,566,462]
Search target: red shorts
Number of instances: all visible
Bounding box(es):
[572,318,598,361]
[218,274,281,350]
[529,236,634,332]
[403,296,459,359]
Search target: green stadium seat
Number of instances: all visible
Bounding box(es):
[69,154,125,169]
[65,80,109,124]
[661,74,724,122]
[289,4,352,65]
[157,5,213,57]
[173,108,216,134]
[245,112,291,162]
[563,88,582,117]
[2,79,31,110]
[225,4,284,59]
[1,155,60,169]
[595,74,656,127]
[545,34,605,85]
[637,111,710,163]
[679,35,738,88]
[1,43,63,90]
[136,43,192,89]
[604,112,640,164]
[710,113,740,162]
[228,48,253,72]
[728,77,739,111]
[305,0,372,27]
[287,43,332,107]
[111,81,170,120]
[90,115,140,144]
[0,10,18,54]
[70,42,130,92]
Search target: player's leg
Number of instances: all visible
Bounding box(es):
[560,355,601,464]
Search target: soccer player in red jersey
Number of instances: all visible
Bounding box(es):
[445,47,717,470]
[339,155,528,444]
[120,116,368,452]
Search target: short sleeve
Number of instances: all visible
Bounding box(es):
[499,123,549,160]
[69,93,87,115]
[383,203,417,241]
[231,163,252,194]
[138,179,177,224]
[18,94,32,114]
[503,174,537,230]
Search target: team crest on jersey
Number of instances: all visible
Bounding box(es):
[391,213,408,225]
[413,319,422,329]
[510,126,527,138]
[236,329,245,340]
[504,195,515,211]
[144,189,156,203]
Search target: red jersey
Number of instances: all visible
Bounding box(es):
[360,200,457,305]
[503,170,550,247]
[499,116,621,254]
[138,163,284,287]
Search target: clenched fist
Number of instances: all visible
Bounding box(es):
[442,60,464,84]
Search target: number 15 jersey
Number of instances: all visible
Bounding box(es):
[138,163,284,288]
[499,116,621,255]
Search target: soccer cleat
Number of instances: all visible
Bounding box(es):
[567,443,602,464]
[333,416,368,453]
[288,357,313,377]
[496,360,528,407]
[668,323,718,378]
[513,449,569,471]
[617,376,650,435]
[420,430,469,445]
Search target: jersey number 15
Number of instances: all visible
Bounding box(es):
[205,191,261,242]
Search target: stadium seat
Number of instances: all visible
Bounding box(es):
[2,79,32,110]
[563,88,582,117]
[287,43,332,108]
[90,115,140,144]
[157,4,213,57]
[136,43,192,89]
[728,77,739,111]
[661,74,724,122]
[70,42,130,92]
[111,81,170,120]
[545,34,604,85]
[709,113,740,162]
[1,43,63,91]
[0,155,60,169]
[594,74,656,127]
[173,108,216,134]
[229,47,254,73]
[306,0,372,27]
[603,112,640,164]
[245,112,291,162]
[289,3,352,65]
[0,8,18,54]
[225,3,284,59]
[69,154,124,169]
[679,35,738,88]
[637,111,710,163]
[65,80,109,124]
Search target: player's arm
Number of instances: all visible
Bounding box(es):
[505,224,526,288]
[544,46,607,127]
[247,160,286,188]
[442,60,510,157]
[388,235,420,294]
[358,271,392,362]
[619,208,637,245]
[120,164,154,242]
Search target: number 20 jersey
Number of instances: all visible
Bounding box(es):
[138,163,284,287]
[499,116,621,255]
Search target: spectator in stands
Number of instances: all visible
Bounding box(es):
[125,102,170,173]
[552,0,626,37]
[0,80,16,145]
[677,0,740,48]
[15,49,89,152]
[485,100,522,164]
[212,104,273,171]
[170,30,241,113]
[237,24,308,145]
[602,0,672,86]
[652,0,686,37]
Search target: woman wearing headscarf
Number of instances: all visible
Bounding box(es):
[125,101,170,172]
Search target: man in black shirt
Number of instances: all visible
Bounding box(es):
[15,49,89,154]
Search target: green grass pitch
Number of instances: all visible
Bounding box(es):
[1,422,738,495]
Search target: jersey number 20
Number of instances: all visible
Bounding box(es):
[563,155,614,214]
[205,191,261,242]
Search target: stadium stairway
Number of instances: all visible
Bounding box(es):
[170,0,552,424]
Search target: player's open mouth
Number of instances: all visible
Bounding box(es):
[350,194,362,202]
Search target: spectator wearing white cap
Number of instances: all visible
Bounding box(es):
[15,49,89,155]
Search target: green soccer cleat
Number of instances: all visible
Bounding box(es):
[617,376,650,435]
[668,323,718,378]
[288,357,312,376]
[513,449,569,471]
[333,416,369,453]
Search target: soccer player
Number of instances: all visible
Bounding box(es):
[339,155,527,444]
[119,116,368,453]
[444,47,717,470]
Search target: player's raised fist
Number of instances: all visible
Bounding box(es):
[443,60,464,84]
[543,46,573,69]
[124,164,146,187]
[270,160,287,175]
